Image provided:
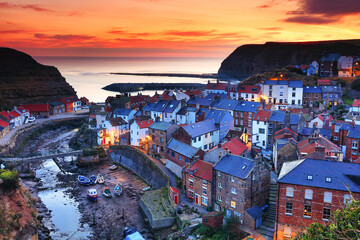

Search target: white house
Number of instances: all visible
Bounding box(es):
[130,119,154,146]
[8,110,22,128]
[251,110,271,150]
[14,106,30,125]
[236,85,261,102]
[98,117,128,145]
[113,108,136,127]
[309,113,333,129]
[204,81,228,96]
[73,99,82,111]
[262,80,303,108]
[150,100,181,123]
[175,91,191,101]
[176,107,197,125]
[96,112,111,129]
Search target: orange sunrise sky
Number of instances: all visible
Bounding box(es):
[1,0,360,58]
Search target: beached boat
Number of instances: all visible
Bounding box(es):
[78,175,91,185]
[143,186,150,191]
[103,187,112,198]
[90,175,97,185]
[109,164,118,171]
[96,173,104,184]
[87,188,98,202]
[123,227,145,240]
[114,184,123,196]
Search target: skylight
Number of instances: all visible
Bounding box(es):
[325,177,332,183]
[307,175,313,180]
[241,166,246,170]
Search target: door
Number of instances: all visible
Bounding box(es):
[226,209,231,218]
[256,217,262,228]
[195,194,201,205]
[174,194,178,204]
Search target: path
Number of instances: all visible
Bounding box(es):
[1,150,83,162]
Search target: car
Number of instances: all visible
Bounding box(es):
[27,116,36,123]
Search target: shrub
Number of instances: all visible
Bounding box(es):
[0,169,19,191]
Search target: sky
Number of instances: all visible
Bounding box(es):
[1,0,360,58]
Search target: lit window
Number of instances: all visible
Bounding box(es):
[304,204,312,218]
[231,201,236,208]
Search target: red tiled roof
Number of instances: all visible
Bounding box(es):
[254,110,271,122]
[0,111,11,120]
[89,114,96,118]
[0,119,9,128]
[105,107,112,112]
[317,79,331,86]
[191,89,203,96]
[9,110,21,118]
[137,120,154,129]
[188,160,213,182]
[237,85,260,94]
[222,138,247,156]
[317,114,333,122]
[205,82,228,90]
[353,99,360,108]
[162,94,173,100]
[289,108,309,114]
[16,106,29,113]
[170,186,180,194]
[22,104,50,112]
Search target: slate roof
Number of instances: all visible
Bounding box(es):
[246,206,264,220]
[234,101,260,113]
[348,125,360,139]
[151,100,170,112]
[263,80,303,88]
[319,129,331,139]
[299,127,313,136]
[109,117,127,126]
[269,111,285,123]
[113,108,132,116]
[303,86,322,93]
[290,114,300,125]
[163,99,180,113]
[321,86,343,94]
[278,159,360,193]
[204,109,229,125]
[167,138,199,159]
[177,107,197,115]
[288,81,303,88]
[182,119,218,137]
[149,121,172,131]
[187,160,213,182]
[321,53,341,62]
[205,93,228,100]
[214,154,255,180]
[187,97,215,107]
[211,99,239,111]
[143,103,155,112]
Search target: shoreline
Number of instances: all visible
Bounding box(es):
[110,72,219,79]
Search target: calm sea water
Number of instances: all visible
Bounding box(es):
[34,57,223,102]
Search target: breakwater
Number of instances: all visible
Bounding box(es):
[103,82,206,93]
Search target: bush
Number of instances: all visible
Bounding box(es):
[0,169,19,191]
[351,78,360,91]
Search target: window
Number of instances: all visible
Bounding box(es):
[304,93,307,98]
[202,187,207,195]
[171,151,175,157]
[188,190,194,199]
[292,100,295,105]
[202,179,207,186]
[305,189,313,200]
[292,92,296,97]
[280,92,284,96]
[256,136,259,141]
[185,158,189,163]
[231,187,237,194]
[240,119,243,125]
[284,227,292,238]
[325,177,332,183]
[304,204,312,218]
[215,204,220,211]
[218,182,222,189]
[218,195,222,202]
[298,100,301,105]
[204,144,208,150]
[205,133,208,138]
[160,137,164,143]
[231,176,235,182]
[259,128,265,134]
[334,136,339,141]
[352,140,358,149]
[323,207,331,221]
[262,141,265,146]
[285,202,293,215]
[307,175,313,180]
[202,196,208,206]
[324,192,332,203]
[249,113,252,119]
[217,171,221,177]
[178,155,181,161]
[286,187,294,197]
[189,179,194,188]
[344,194,352,206]
[198,136,201,141]
[231,201,236,208]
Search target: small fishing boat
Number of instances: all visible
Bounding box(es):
[109,164,118,171]
[96,173,104,184]
[87,188,98,202]
[103,187,112,198]
[78,175,91,185]
[143,186,150,191]
[114,184,123,196]
[90,175,97,185]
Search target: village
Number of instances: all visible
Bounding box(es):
[1,53,360,240]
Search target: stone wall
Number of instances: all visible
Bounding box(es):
[109,145,169,189]
[139,198,175,230]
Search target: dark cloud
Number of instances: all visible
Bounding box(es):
[256,0,278,9]
[34,33,95,41]
[0,30,25,34]
[283,15,339,24]
[257,27,283,31]
[0,2,54,12]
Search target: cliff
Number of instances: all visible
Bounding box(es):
[218,39,360,78]
[0,47,77,107]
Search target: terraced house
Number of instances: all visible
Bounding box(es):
[148,121,179,157]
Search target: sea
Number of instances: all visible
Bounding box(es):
[34,57,224,103]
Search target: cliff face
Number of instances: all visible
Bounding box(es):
[218,39,360,78]
[0,47,77,106]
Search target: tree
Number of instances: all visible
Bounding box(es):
[293,199,360,240]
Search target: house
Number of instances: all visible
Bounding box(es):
[331,121,352,155]
[213,154,270,225]
[172,119,220,151]
[221,137,248,157]
[321,85,343,107]
[14,106,30,124]
[50,102,66,115]
[0,111,12,128]
[125,94,149,109]
[289,113,306,133]
[80,97,90,106]
[267,111,286,148]
[317,79,331,86]
[148,121,179,157]
[165,138,204,178]
[244,206,264,230]
[350,99,360,113]
[320,53,341,77]
[309,113,333,129]
[337,56,354,77]
[261,80,303,107]
[183,160,213,209]
[112,108,136,127]
[236,85,261,102]
[275,159,360,239]
[130,119,154,148]
[176,107,198,125]
[109,117,129,145]
[297,134,343,161]
[187,97,216,109]
[150,99,181,123]
[345,125,360,161]
[233,101,261,139]
[95,112,111,130]
[60,96,81,112]
[21,104,50,118]
[0,119,10,137]
[306,61,319,76]
[251,110,271,150]
[273,137,297,174]
[303,86,322,108]
[204,80,228,95]
[211,99,239,117]
[8,110,22,128]
[204,109,234,141]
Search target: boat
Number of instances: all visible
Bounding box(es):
[143,186,150,191]
[78,175,91,185]
[96,173,104,184]
[114,184,123,196]
[87,188,98,202]
[90,175,97,185]
[103,187,112,198]
[109,164,118,171]
[123,227,145,240]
